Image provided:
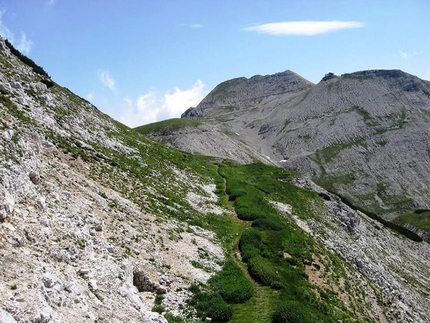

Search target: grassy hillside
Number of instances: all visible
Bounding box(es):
[393,211,430,231]
[170,162,380,322]
[134,118,202,135]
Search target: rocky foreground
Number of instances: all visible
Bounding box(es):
[0,37,226,322]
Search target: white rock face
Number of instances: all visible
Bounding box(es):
[0,36,227,322]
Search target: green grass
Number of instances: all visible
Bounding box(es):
[134,118,202,135]
[393,211,430,231]
[195,162,373,323]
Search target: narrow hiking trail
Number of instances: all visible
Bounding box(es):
[215,165,278,323]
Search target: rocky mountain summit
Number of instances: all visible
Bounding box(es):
[1,36,430,323]
[143,69,430,241]
[181,70,313,118]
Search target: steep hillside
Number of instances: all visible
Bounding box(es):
[142,70,430,239]
[1,37,429,323]
[0,37,229,322]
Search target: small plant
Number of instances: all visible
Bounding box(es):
[164,313,185,323]
[190,260,203,269]
[272,302,311,323]
[152,304,165,314]
[155,294,164,305]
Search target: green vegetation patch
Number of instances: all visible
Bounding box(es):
[134,118,202,135]
[214,162,365,322]
[187,283,233,322]
[209,259,254,304]
[393,211,430,231]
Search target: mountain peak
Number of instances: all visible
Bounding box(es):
[182,70,313,118]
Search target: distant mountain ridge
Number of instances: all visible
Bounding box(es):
[141,69,430,239]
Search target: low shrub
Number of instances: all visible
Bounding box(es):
[235,206,265,221]
[40,78,55,88]
[187,285,232,322]
[252,217,283,231]
[209,259,254,304]
[272,302,311,323]
[4,39,50,77]
[239,229,264,252]
[240,244,260,262]
[151,304,165,314]
[248,255,279,286]
[195,293,232,322]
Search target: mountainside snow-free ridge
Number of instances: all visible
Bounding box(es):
[144,69,430,241]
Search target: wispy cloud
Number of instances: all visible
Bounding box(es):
[47,0,56,5]
[243,20,364,36]
[98,70,116,91]
[119,80,207,127]
[181,23,204,29]
[399,50,421,59]
[16,32,33,54]
[0,10,33,53]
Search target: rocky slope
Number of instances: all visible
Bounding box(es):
[143,69,430,238]
[1,36,429,323]
[0,37,227,322]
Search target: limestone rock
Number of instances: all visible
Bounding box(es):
[29,171,40,185]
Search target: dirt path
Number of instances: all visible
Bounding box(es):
[215,165,275,323]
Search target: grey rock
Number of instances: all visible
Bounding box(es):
[29,171,40,185]
[0,82,12,91]
[133,270,156,292]
[0,205,7,221]
[155,284,167,295]
[94,223,103,231]
[88,279,98,291]
[42,273,60,289]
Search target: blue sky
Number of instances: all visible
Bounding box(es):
[0,0,429,126]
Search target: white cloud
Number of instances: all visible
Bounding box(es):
[0,11,33,53]
[16,32,33,54]
[48,0,56,5]
[0,11,14,40]
[399,50,421,59]
[182,23,204,29]
[98,70,116,91]
[119,80,207,127]
[243,20,364,36]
